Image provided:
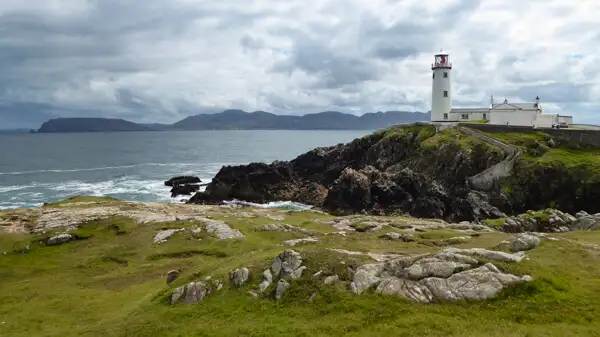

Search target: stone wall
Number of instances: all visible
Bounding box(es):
[463,123,600,148]
[458,126,521,192]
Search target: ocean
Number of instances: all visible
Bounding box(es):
[0,130,370,210]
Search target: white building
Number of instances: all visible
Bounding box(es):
[430,52,574,128]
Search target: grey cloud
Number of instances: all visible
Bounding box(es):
[0,0,597,128]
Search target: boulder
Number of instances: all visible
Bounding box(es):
[275,279,290,300]
[170,184,200,197]
[229,267,250,287]
[164,176,201,187]
[509,233,541,252]
[271,250,305,279]
[204,220,245,240]
[170,278,221,305]
[153,229,185,244]
[353,248,532,303]
[46,233,75,246]
[166,270,180,285]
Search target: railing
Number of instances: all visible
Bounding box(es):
[431,62,452,68]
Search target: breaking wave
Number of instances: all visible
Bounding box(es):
[223,199,313,211]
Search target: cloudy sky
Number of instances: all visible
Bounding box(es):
[1,0,599,128]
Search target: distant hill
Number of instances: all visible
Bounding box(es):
[172,110,431,130]
[37,118,154,133]
[35,110,431,133]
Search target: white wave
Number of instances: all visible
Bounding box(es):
[0,162,242,176]
[0,184,38,193]
[223,199,313,211]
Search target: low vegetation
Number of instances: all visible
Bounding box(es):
[1,196,600,336]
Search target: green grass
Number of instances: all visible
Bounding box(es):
[1,199,600,336]
[484,218,507,228]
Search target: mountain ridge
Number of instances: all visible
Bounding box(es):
[35,110,431,133]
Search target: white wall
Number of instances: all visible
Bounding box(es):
[558,116,573,124]
[535,114,557,128]
[431,67,452,122]
[490,110,537,126]
[450,109,489,122]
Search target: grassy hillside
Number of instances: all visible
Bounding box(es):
[1,197,600,336]
[477,130,600,213]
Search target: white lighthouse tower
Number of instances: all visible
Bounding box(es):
[430,51,452,122]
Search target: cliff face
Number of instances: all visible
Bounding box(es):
[189,124,507,221]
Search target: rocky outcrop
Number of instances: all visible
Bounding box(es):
[204,220,245,240]
[256,250,306,298]
[501,209,578,233]
[350,248,531,303]
[165,176,201,187]
[170,277,223,305]
[229,267,250,287]
[153,229,185,244]
[187,124,507,222]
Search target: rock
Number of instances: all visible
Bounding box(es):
[153,229,185,244]
[375,277,434,304]
[444,236,471,245]
[204,220,244,240]
[46,233,75,246]
[575,210,590,219]
[403,259,471,280]
[443,247,525,263]
[266,215,285,221]
[447,221,495,232]
[166,270,180,285]
[271,250,304,279]
[379,232,415,242]
[571,215,600,231]
[421,263,532,302]
[509,233,541,252]
[308,292,318,302]
[170,184,200,197]
[257,223,314,235]
[275,279,290,300]
[280,238,319,247]
[248,290,259,298]
[259,269,273,292]
[229,267,250,286]
[170,281,215,305]
[165,176,201,187]
[323,275,339,284]
[350,263,385,294]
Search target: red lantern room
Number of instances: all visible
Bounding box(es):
[432,52,452,70]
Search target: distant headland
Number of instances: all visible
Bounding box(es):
[32,109,431,133]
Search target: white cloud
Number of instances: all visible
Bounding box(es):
[0,0,598,128]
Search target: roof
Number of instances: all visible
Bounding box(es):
[491,103,539,110]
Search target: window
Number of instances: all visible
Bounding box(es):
[461,114,469,120]
[443,113,448,120]
[443,72,448,78]
[433,73,435,79]
[443,91,448,97]
[483,113,487,120]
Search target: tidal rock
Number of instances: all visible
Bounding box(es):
[275,279,290,300]
[165,176,201,187]
[170,184,200,197]
[509,233,541,252]
[153,229,185,244]
[204,220,244,240]
[229,267,250,287]
[46,233,75,246]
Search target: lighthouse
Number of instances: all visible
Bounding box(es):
[431,51,452,122]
